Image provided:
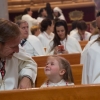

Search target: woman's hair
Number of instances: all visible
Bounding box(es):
[89,20,99,40]
[40,18,52,32]
[31,25,40,35]
[23,8,31,15]
[51,20,68,51]
[0,19,21,43]
[38,7,46,17]
[16,20,27,26]
[71,20,79,30]
[48,55,74,83]
[77,20,87,30]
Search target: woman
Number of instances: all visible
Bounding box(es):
[38,18,54,54]
[50,20,82,54]
[89,20,99,40]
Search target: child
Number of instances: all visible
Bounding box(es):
[41,55,74,87]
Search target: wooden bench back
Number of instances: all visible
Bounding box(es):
[1,84,100,100]
[35,64,83,87]
[79,41,88,50]
[32,53,81,67]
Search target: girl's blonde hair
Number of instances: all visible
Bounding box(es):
[48,55,74,83]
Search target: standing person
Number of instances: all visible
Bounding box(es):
[0,19,37,90]
[81,11,100,84]
[50,20,82,55]
[53,7,66,21]
[45,3,54,20]
[38,18,54,54]
[22,8,38,34]
[16,20,45,56]
[89,20,99,40]
[37,8,48,23]
[41,55,74,87]
[70,20,91,41]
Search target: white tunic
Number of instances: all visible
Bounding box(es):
[37,17,45,23]
[22,35,45,56]
[41,79,74,88]
[38,32,54,55]
[81,40,100,84]
[22,14,38,34]
[70,29,91,41]
[89,34,99,41]
[0,45,37,90]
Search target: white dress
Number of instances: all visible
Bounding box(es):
[22,14,38,34]
[89,34,99,41]
[0,45,37,90]
[22,35,45,56]
[41,79,74,88]
[37,17,45,23]
[70,29,91,41]
[81,40,100,84]
[38,32,54,55]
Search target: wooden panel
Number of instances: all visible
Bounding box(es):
[1,85,100,100]
[35,64,83,87]
[79,41,88,50]
[32,53,81,67]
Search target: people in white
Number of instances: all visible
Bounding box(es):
[53,7,66,20]
[22,8,38,34]
[89,34,99,41]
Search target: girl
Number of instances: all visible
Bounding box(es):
[89,20,99,40]
[50,20,82,54]
[38,18,54,54]
[41,55,74,87]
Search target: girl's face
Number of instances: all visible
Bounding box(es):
[56,26,66,40]
[35,29,40,36]
[44,57,62,77]
[54,12,59,17]
[48,21,54,32]
[90,24,96,34]
[42,9,47,17]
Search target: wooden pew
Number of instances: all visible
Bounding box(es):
[1,84,100,100]
[32,53,81,67]
[35,64,83,87]
[79,41,88,50]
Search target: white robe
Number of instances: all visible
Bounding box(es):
[37,17,45,23]
[89,34,99,41]
[38,32,54,55]
[81,40,100,84]
[0,45,37,90]
[22,35,45,56]
[70,29,91,41]
[41,79,74,88]
[22,14,38,34]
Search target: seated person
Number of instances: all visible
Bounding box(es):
[16,20,45,56]
[41,55,74,87]
[70,20,91,41]
[50,20,82,55]
[0,19,37,90]
[31,25,40,36]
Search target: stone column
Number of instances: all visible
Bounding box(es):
[0,0,9,19]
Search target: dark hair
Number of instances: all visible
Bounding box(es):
[51,20,68,51]
[77,20,87,30]
[47,55,74,83]
[96,11,100,17]
[71,20,79,30]
[38,8,46,17]
[16,20,27,26]
[40,18,52,32]
[0,19,21,43]
[23,8,31,15]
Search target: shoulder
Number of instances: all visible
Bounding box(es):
[67,35,78,42]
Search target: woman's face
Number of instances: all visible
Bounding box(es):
[90,24,96,34]
[56,25,66,40]
[42,9,47,17]
[54,12,59,17]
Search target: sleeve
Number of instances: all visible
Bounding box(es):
[14,46,37,83]
[31,18,39,25]
[40,82,47,88]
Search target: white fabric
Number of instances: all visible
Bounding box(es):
[41,79,74,87]
[38,32,54,55]
[0,45,37,90]
[53,7,66,20]
[70,29,91,41]
[70,28,78,35]
[89,34,99,41]
[22,35,45,56]
[37,17,45,23]
[81,40,100,84]
[22,14,38,34]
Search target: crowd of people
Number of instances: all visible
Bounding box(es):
[0,2,100,90]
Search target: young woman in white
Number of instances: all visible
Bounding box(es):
[41,56,74,87]
[38,18,54,54]
[50,20,82,54]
